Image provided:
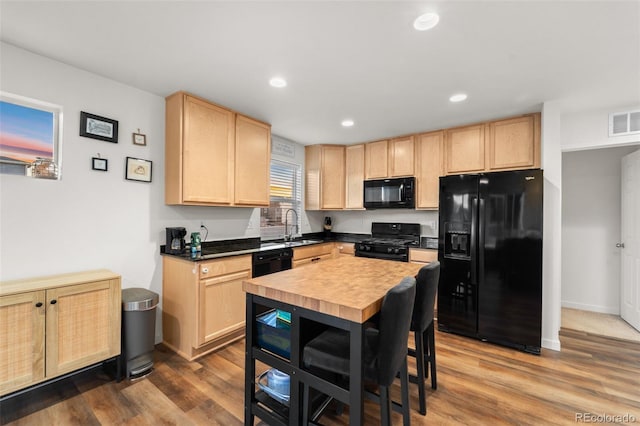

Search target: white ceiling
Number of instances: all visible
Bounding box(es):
[1,1,639,145]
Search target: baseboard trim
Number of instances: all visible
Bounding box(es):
[561,302,619,315]
[541,337,561,352]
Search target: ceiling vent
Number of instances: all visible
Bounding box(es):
[609,110,640,137]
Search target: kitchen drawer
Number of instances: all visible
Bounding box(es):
[200,255,251,279]
[409,248,438,264]
[293,254,332,268]
[292,243,333,261]
[335,242,355,255]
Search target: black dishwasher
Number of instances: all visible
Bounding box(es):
[252,247,293,277]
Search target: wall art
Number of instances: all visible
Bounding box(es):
[92,156,108,171]
[80,111,118,143]
[125,156,152,182]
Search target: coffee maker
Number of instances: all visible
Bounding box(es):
[166,227,187,254]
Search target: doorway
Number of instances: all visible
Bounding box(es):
[561,144,640,341]
[621,148,640,332]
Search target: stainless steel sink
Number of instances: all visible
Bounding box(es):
[283,239,322,247]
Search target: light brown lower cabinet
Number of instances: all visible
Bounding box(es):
[293,243,335,268]
[0,270,121,396]
[335,242,355,256]
[409,248,438,264]
[162,255,250,361]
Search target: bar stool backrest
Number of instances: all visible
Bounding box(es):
[376,276,416,387]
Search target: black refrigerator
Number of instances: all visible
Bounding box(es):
[437,169,543,354]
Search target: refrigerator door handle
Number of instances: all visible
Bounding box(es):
[478,197,485,283]
[471,196,478,284]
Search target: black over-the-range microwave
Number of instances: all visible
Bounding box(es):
[363,177,415,209]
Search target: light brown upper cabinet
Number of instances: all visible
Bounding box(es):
[415,131,444,209]
[444,124,486,175]
[365,137,414,179]
[165,92,271,206]
[345,144,365,209]
[364,140,389,179]
[389,136,415,177]
[234,115,271,206]
[486,114,540,171]
[305,145,345,210]
[445,113,541,176]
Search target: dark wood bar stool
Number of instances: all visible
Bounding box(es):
[302,277,417,426]
[410,261,440,415]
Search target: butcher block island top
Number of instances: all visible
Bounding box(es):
[242,256,421,323]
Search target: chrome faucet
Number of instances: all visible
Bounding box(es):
[284,208,299,241]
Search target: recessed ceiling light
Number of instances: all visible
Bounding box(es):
[269,77,287,88]
[341,119,355,127]
[449,93,468,103]
[414,13,440,31]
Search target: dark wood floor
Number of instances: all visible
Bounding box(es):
[2,327,639,425]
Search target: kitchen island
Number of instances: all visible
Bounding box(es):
[242,256,421,426]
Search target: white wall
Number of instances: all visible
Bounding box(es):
[328,209,438,237]
[0,44,315,342]
[541,101,563,351]
[562,145,639,313]
[562,105,640,152]
[0,43,164,284]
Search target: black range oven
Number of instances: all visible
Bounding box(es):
[355,222,421,262]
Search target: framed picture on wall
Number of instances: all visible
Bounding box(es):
[0,91,63,178]
[79,111,118,143]
[132,132,146,146]
[92,157,108,171]
[125,156,152,182]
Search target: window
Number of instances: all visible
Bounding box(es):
[260,160,302,240]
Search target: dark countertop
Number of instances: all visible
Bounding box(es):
[160,232,371,261]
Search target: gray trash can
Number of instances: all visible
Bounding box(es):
[122,288,159,379]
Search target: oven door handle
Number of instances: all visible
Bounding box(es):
[355,251,408,262]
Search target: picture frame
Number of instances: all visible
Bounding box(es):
[92,157,108,171]
[0,91,63,178]
[125,156,152,182]
[79,111,118,143]
[132,132,146,146]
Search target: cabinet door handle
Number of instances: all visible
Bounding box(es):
[35,302,43,308]
[616,242,625,248]
[202,267,209,274]
[50,299,57,305]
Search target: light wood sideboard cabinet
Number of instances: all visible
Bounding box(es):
[0,270,121,396]
[293,243,335,268]
[487,114,540,171]
[234,114,271,207]
[389,135,415,177]
[415,131,444,209]
[444,124,486,175]
[305,145,345,210]
[165,92,271,207]
[162,255,250,361]
[345,144,365,209]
